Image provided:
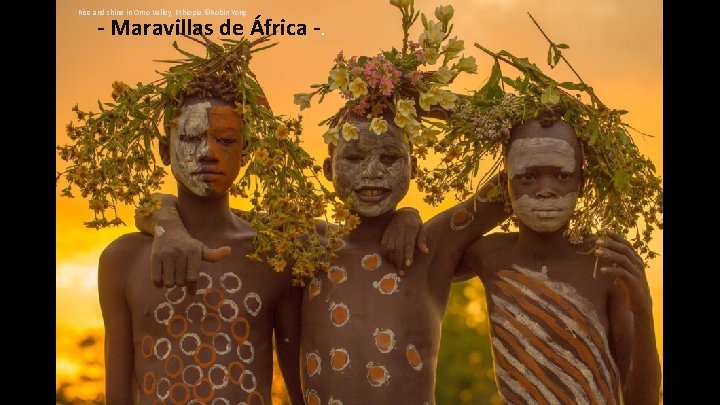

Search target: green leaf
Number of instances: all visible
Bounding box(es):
[540,87,560,105]
[613,170,630,191]
[556,43,569,49]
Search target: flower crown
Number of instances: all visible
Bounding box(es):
[57,35,350,284]
[293,0,477,148]
[417,35,663,260]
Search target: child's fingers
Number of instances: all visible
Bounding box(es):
[594,247,636,274]
[596,239,644,273]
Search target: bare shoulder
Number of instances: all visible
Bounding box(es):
[474,232,518,255]
[99,232,152,270]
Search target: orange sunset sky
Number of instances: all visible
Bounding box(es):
[56,0,662,397]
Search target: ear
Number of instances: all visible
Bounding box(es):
[159,137,171,165]
[323,157,333,181]
[410,156,418,179]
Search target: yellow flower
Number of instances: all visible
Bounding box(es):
[404,118,421,140]
[434,5,454,24]
[415,127,440,146]
[370,118,389,135]
[323,126,340,145]
[328,68,350,91]
[254,148,270,165]
[419,90,438,111]
[454,56,477,73]
[442,37,464,59]
[394,114,411,128]
[111,81,130,101]
[275,123,289,140]
[435,66,456,84]
[293,93,312,110]
[438,90,458,110]
[390,0,411,8]
[349,78,368,98]
[395,98,417,117]
[334,204,351,220]
[341,122,359,141]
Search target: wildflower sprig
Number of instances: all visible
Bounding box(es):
[417,17,662,260]
[293,0,476,148]
[57,35,354,283]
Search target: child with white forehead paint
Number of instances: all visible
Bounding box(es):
[456,109,661,405]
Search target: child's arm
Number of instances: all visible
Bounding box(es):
[424,176,509,276]
[455,238,486,282]
[98,237,136,405]
[598,232,661,405]
[273,283,304,405]
[135,193,232,288]
[137,194,426,288]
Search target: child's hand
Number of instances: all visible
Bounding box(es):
[381,207,429,275]
[594,231,652,314]
[151,224,230,290]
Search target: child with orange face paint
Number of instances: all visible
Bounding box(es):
[100,91,305,405]
[60,37,339,405]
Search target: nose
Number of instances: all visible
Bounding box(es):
[534,178,558,198]
[361,158,385,179]
[197,137,218,162]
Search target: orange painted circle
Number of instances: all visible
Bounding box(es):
[141,335,154,358]
[203,287,225,311]
[194,343,217,368]
[247,390,265,405]
[231,316,250,344]
[200,312,222,337]
[169,383,190,405]
[165,354,184,378]
[228,361,246,384]
[142,371,157,395]
[166,315,188,338]
[192,377,216,402]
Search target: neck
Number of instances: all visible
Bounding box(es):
[516,222,572,258]
[347,210,396,244]
[176,185,236,239]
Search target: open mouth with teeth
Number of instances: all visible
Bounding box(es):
[355,186,391,202]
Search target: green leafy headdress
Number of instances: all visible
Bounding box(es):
[293,0,477,149]
[417,18,663,259]
[57,35,349,283]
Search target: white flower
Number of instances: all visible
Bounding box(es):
[370,118,389,135]
[293,93,312,110]
[454,56,477,73]
[419,20,444,47]
[438,90,458,110]
[442,37,464,60]
[341,122,359,141]
[323,126,340,145]
[435,66,456,84]
[424,48,440,65]
[434,5,454,25]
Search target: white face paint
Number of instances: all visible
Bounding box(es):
[512,192,578,232]
[170,101,212,196]
[507,136,579,233]
[507,138,575,178]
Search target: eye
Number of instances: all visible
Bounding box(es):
[517,173,535,182]
[181,135,202,143]
[557,172,572,180]
[380,154,400,165]
[217,138,236,146]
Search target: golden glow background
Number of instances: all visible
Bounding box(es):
[57,0,662,401]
